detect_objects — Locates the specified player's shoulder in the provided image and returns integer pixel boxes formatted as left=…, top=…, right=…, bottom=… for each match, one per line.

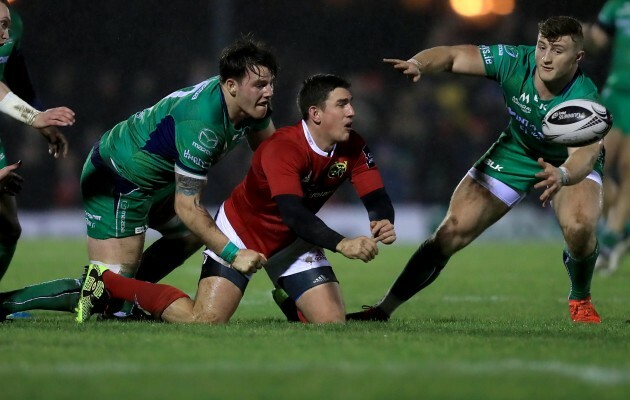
left=566, top=76, right=600, bottom=101
left=168, top=78, right=224, bottom=121
left=269, top=123, right=303, bottom=142
left=258, top=123, right=304, bottom=154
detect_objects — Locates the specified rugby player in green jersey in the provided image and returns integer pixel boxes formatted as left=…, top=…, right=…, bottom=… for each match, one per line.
left=348, top=16, right=604, bottom=323
left=584, top=0, right=630, bottom=275
left=0, top=36, right=274, bottom=321
left=0, top=1, right=73, bottom=284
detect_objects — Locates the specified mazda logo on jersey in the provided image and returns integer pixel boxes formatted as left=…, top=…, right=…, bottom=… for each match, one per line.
left=198, top=129, right=218, bottom=149
left=328, top=161, right=348, bottom=178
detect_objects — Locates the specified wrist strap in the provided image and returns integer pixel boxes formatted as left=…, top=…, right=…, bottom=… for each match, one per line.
left=219, top=241, right=239, bottom=264
left=0, top=92, right=41, bottom=126
left=558, top=166, right=570, bottom=186
left=407, top=58, right=423, bottom=71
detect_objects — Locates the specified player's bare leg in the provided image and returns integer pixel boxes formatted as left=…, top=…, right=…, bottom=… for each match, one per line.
left=296, top=282, right=345, bottom=323
left=348, top=177, right=510, bottom=320
left=553, top=178, right=602, bottom=323
left=187, top=276, right=243, bottom=323
left=87, top=235, right=146, bottom=276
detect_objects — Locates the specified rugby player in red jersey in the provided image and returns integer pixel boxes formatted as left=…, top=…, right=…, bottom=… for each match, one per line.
left=76, top=74, right=396, bottom=324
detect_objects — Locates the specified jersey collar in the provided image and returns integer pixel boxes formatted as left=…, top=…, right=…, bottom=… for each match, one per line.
left=302, top=120, right=336, bottom=157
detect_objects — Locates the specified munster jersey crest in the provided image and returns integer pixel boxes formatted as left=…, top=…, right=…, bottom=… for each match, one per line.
left=328, top=161, right=347, bottom=178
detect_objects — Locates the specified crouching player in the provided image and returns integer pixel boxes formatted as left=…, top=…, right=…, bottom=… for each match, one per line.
left=76, top=74, right=396, bottom=324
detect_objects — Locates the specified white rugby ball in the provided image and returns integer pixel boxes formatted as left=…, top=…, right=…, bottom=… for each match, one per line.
left=541, top=99, right=613, bottom=146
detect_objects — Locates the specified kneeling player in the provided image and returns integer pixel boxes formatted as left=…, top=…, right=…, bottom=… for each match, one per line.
left=76, top=74, right=396, bottom=324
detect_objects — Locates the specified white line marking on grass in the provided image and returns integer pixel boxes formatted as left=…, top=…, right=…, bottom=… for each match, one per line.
left=451, top=359, right=630, bottom=385
left=2, top=360, right=628, bottom=385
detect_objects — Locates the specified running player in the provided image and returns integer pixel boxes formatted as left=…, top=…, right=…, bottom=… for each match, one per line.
left=0, top=1, right=73, bottom=283
left=0, top=36, right=274, bottom=321
left=75, top=74, right=396, bottom=324
left=347, top=16, right=604, bottom=323
left=584, top=0, right=630, bottom=275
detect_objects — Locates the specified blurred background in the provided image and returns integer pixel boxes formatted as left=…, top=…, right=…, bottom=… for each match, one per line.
left=2, top=0, right=610, bottom=239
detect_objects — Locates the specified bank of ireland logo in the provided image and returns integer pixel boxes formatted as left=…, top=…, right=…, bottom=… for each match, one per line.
left=198, top=129, right=219, bottom=149
left=328, top=161, right=348, bottom=178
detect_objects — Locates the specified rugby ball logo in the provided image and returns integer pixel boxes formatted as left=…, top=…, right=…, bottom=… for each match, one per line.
left=541, top=99, right=613, bottom=146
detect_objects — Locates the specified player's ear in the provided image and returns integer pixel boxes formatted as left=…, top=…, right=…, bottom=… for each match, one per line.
left=308, top=106, right=321, bottom=124
left=225, top=79, right=238, bottom=96
left=575, top=50, right=584, bottom=63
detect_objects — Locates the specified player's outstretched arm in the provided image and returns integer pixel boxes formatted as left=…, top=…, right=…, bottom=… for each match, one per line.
left=0, top=82, right=75, bottom=128
left=384, top=45, right=486, bottom=82
left=31, top=107, right=75, bottom=129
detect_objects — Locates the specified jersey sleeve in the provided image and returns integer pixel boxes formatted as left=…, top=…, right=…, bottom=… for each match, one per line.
left=479, top=44, right=525, bottom=85
left=260, top=138, right=307, bottom=198
left=348, top=135, right=385, bottom=197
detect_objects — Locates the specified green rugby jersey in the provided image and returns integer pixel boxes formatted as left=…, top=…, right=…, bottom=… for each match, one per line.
left=0, top=9, right=23, bottom=80
left=97, top=76, right=271, bottom=190
left=480, top=44, right=599, bottom=162
left=598, top=0, right=630, bottom=91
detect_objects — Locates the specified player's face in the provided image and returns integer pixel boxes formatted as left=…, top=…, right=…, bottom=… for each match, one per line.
left=233, top=66, right=274, bottom=120
left=0, top=5, right=10, bottom=45
left=319, top=87, right=355, bottom=143
left=535, top=34, right=583, bottom=84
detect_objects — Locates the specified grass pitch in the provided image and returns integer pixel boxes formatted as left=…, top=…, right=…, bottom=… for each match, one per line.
left=1, top=239, right=629, bottom=400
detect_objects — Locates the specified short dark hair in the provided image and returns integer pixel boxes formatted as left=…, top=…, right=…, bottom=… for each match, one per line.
left=538, top=16, right=584, bottom=47
left=219, top=35, right=278, bottom=83
left=297, top=74, right=351, bottom=120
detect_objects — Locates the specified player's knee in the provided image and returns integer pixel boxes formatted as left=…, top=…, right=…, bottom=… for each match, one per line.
left=193, top=310, right=231, bottom=324
left=310, top=315, right=345, bottom=324
left=562, top=219, right=596, bottom=257
left=302, top=307, right=345, bottom=324
left=434, top=218, right=472, bottom=255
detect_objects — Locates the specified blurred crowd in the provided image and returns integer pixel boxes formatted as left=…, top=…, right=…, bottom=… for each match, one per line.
left=2, top=0, right=608, bottom=209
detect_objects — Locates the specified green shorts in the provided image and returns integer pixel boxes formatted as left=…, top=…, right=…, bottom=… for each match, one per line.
left=473, top=133, right=604, bottom=193
left=601, top=88, right=630, bottom=134
left=81, top=146, right=189, bottom=240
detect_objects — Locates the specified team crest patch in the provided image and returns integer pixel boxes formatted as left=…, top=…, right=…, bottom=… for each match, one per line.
left=328, top=161, right=348, bottom=178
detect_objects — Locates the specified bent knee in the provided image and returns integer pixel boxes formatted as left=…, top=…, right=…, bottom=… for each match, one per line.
left=434, top=219, right=474, bottom=255
left=562, top=223, right=597, bottom=257
left=562, top=220, right=595, bottom=246
left=193, top=311, right=231, bottom=324
left=306, top=311, right=346, bottom=324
